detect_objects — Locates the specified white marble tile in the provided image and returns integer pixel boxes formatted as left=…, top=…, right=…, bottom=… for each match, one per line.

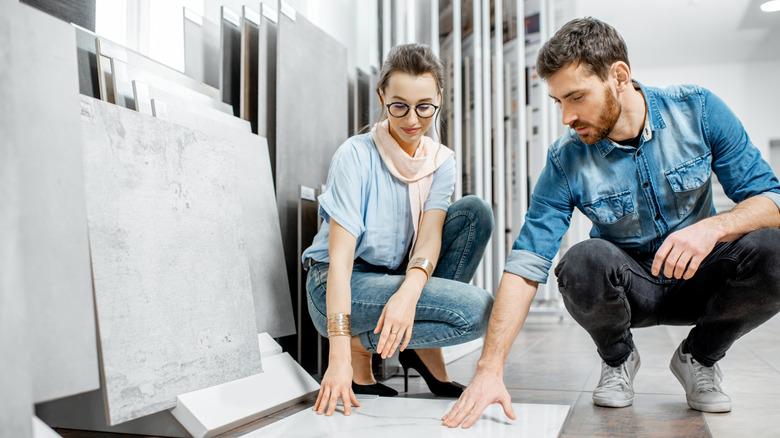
left=80, top=97, right=262, bottom=425
left=243, top=397, right=569, bottom=438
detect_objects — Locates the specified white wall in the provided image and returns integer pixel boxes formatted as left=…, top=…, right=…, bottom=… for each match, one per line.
left=633, top=60, right=780, bottom=161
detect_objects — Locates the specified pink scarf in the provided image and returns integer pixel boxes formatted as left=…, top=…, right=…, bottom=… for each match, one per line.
left=371, top=120, right=454, bottom=252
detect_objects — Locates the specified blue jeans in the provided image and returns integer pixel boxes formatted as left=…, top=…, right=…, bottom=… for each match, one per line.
left=555, top=228, right=780, bottom=367
left=306, top=195, right=495, bottom=352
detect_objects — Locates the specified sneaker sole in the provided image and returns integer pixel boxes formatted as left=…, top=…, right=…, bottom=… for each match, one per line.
left=592, top=395, right=634, bottom=408
left=686, top=398, right=731, bottom=413
left=670, top=355, right=732, bottom=413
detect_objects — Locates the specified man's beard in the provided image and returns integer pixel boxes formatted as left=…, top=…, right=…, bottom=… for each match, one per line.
left=571, top=87, right=621, bottom=145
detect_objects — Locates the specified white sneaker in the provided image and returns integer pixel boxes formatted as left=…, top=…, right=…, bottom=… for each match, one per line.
left=593, top=349, right=641, bottom=408
left=669, top=342, right=731, bottom=413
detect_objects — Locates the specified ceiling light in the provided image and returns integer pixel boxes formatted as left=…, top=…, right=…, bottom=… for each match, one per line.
left=760, top=0, right=780, bottom=12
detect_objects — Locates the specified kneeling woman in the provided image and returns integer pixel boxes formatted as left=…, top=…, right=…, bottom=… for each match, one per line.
left=302, top=44, right=494, bottom=416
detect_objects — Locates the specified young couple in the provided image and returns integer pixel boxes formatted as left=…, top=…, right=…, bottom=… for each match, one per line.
left=304, top=18, right=780, bottom=427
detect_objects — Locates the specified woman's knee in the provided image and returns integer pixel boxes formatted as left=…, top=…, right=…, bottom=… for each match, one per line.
left=449, top=195, right=494, bottom=233
left=455, top=287, right=494, bottom=337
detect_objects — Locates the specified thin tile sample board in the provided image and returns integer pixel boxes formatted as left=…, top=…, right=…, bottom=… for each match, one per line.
left=80, top=97, right=262, bottom=425
left=4, top=1, right=99, bottom=405
left=246, top=397, right=570, bottom=437
left=183, top=8, right=220, bottom=89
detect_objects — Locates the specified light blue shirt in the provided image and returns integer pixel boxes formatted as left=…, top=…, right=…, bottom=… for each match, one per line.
left=302, top=133, right=456, bottom=270
left=505, top=80, right=780, bottom=284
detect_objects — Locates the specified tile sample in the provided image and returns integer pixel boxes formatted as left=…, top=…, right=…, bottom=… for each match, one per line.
left=9, top=1, right=100, bottom=405
left=220, top=6, right=241, bottom=115
left=20, top=0, right=95, bottom=31
left=183, top=8, right=220, bottom=88
left=80, top=97, right=262, bottom=425
left=245, top=397, right=569, bottom=437
left=149, top=95, right=295, bottom=338
left=276, top=9, right=348, bottom=329
left=74, top=25, right=100, bottom=98
left=0, top=3, right=34, bottom=434
left=257, top=3, right=278, bottom=182
left=240, top=6, right=260, bottom=133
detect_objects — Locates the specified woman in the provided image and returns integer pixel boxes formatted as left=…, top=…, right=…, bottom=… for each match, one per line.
left=302, top=43, right=494, bottom=417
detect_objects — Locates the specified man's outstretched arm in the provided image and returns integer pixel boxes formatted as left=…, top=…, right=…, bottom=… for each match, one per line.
left=653, top=195, right=780, bottom=279
left=441, top=272, right=538, bottom=429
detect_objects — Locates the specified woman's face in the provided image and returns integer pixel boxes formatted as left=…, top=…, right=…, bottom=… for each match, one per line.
left=379, top=71, right=441, bottom=155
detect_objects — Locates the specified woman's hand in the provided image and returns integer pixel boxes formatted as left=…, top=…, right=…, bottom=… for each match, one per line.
left=313, top=359, right=360, bottom=416
left=374, top=280, right=422, bottom=358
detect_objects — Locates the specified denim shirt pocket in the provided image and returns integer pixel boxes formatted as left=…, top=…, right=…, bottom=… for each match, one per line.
left=582, top=190, right=640, bottom=239
left=664, top=152, right=712, bottom=218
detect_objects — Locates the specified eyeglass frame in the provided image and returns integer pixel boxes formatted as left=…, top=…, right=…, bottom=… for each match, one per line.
left=384, top=101, right=440, bottom=119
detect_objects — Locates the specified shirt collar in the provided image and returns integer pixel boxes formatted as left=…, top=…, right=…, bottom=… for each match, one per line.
left=592, top=80, right=663, bottom=157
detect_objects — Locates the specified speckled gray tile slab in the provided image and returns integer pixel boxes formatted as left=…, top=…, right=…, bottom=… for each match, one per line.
left=146, top=93, right=295, bottom=338
left=7, top=1, right=100, bottom=405
left=80, top=97, right=262, bottom=425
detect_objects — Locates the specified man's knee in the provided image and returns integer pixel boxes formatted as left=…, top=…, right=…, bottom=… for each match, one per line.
left=739, top=228, right=780, bottom=293
left=555, top=238, right=622, bottom=284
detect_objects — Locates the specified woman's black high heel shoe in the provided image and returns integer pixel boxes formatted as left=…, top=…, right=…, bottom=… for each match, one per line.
left=398, top=349, right=466, bottom=397
left=352, top=381, right=398, bottom=397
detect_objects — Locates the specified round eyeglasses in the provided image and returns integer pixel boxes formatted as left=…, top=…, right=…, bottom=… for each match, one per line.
left=385, top=102, right=440, bottom=119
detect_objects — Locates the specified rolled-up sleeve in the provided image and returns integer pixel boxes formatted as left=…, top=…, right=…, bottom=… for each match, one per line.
left=504, top=151, right=574, bottom=284
left=317, top=143, right=366, bottom=239
left=424, top=156, right=456, bottom=212
left=705, top=90, right=780, bottom=209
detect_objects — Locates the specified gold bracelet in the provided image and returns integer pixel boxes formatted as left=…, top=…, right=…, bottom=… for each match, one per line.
left=327, top=313, right=351, bottom=338
left=407, top=256, right=434, bottom=280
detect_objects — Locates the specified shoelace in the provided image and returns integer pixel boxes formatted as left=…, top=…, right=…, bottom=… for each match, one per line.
left=691, top=359, right=722, bottom=393
left=599, top=362, right=630, bottom=389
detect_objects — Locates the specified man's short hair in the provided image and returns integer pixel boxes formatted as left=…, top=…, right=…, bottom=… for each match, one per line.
left=536, top=17, right=630, bottom=81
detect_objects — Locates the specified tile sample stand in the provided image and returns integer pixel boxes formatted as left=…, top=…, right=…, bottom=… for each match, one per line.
left=171, top=336, right=320, bottom=438
left=244, top=397, right=570, bottom=437
left=32, top=417, right=62, bottom=438
left=38, top=335, right=317, bottom=438
left=80, top=97, right=263, bottom=425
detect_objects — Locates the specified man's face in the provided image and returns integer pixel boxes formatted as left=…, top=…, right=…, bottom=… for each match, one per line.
left=547, top=63, right=621, bottom=145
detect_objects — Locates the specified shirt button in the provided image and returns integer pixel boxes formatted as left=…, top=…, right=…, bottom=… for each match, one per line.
left=642, top=182, right=649, bottom=188
left=654, top=214, right=661, bottom=221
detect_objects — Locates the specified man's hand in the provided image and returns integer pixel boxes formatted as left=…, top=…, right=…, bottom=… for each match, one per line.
left=441, top=368, right=515, bottom=428
left=651, top=220, right=720, bottom=279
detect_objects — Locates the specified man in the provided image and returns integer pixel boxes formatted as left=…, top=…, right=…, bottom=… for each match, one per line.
left=442, top=17, right=780, bottom=428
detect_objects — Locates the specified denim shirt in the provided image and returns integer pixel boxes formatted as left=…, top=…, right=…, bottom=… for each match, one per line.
left=302, top=133, right=456, bottom=270
left=505, top=81, right=780, bottom=284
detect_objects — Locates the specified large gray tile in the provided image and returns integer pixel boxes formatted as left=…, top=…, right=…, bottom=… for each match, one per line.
left=275, top=9, right=348, bottom=310
left=560, top=392, right=709, bottom=437
left=144, top=93, right=295, bottom=338
left=80, top=97, right=262, bottom=425
left=705, top=392, right=780, bottom=438
left=14, top=3, right=100, bottom=405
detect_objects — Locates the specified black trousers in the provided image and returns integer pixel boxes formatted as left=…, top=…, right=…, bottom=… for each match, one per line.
left=554, top=228, right=780, bottom=367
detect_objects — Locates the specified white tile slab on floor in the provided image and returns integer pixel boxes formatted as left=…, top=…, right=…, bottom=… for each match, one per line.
left=241, top=396, right=570, bottom=438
